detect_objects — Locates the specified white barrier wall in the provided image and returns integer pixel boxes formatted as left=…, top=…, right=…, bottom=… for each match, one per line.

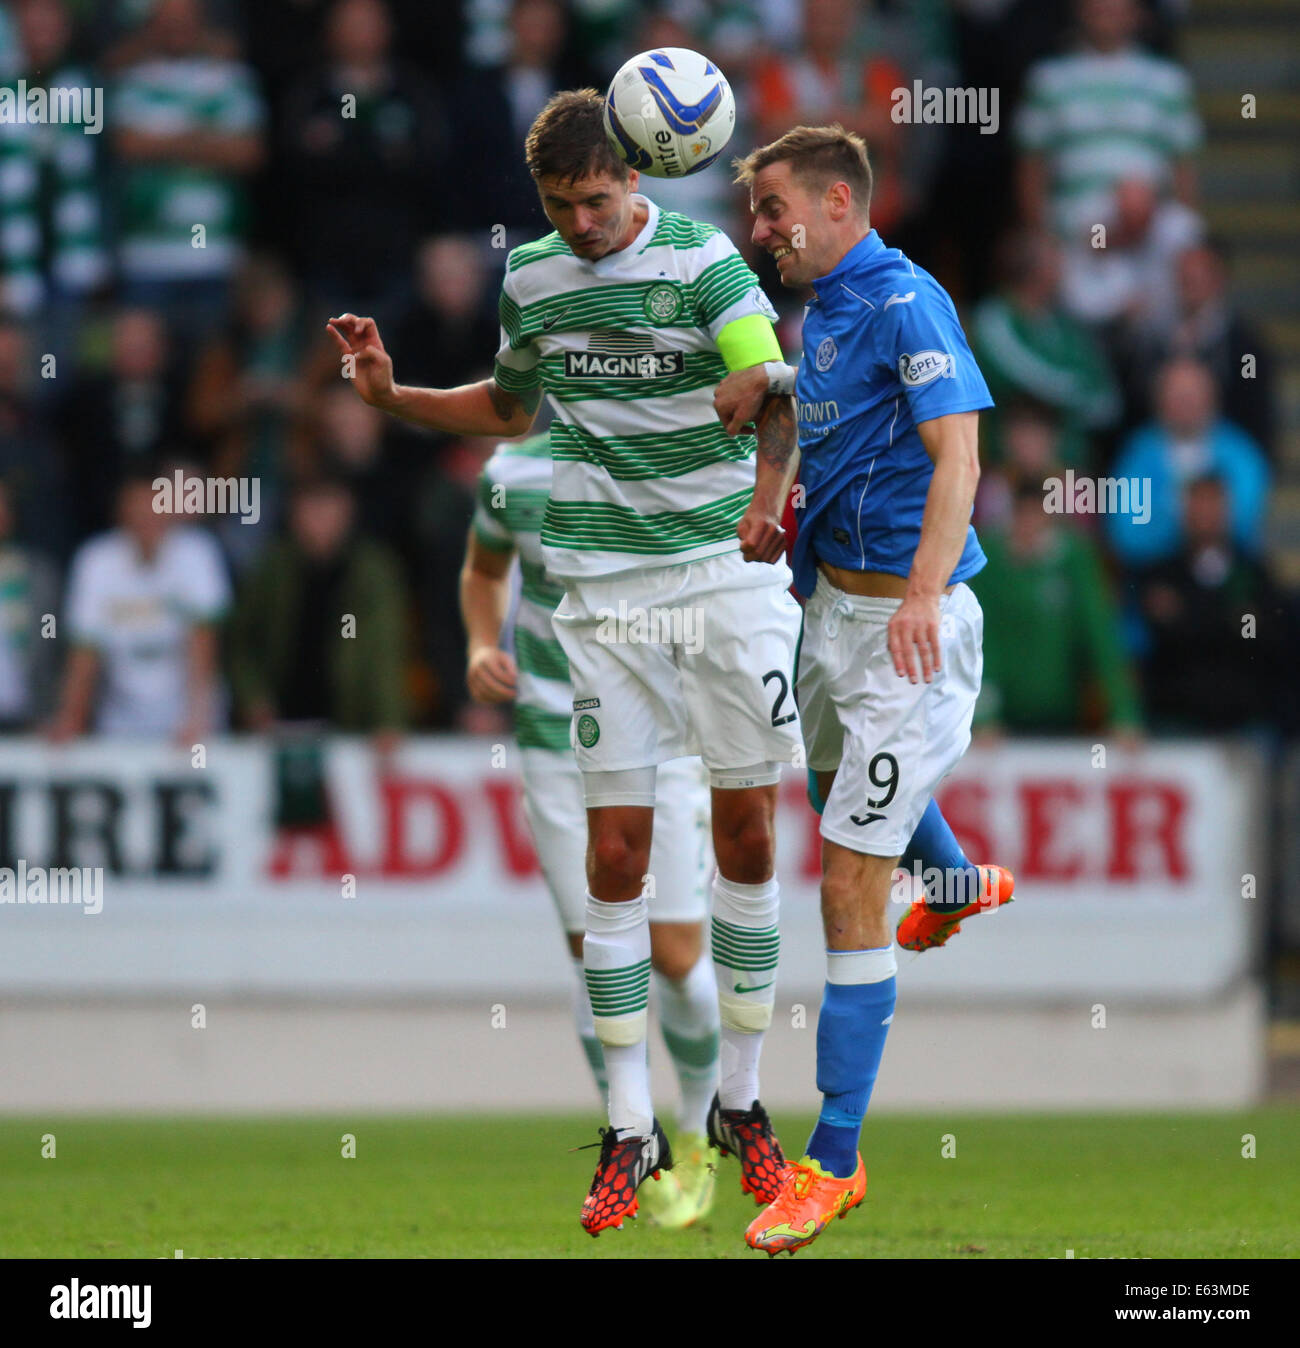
left=0, top=737, right=1264, bottom=1004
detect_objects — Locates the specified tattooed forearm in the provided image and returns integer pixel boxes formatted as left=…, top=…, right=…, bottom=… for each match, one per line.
left=487, top=380, right=541, bottom=423
left=487, top=380, right=515, bottom=422
left=756, top=393, right=796, bottom=470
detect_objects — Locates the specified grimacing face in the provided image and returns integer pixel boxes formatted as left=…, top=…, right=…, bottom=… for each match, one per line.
left=749, top=161, right=838, bottom=288
left=536, top=168, right=641, bottom=261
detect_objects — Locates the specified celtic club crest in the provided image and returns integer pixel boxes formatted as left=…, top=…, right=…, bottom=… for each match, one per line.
left=643, top=283, right=683, bottom=324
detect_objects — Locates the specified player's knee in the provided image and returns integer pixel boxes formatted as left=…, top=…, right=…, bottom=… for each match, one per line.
left=650, top=948, right=696, bottom=981
left=819, top=867, right=858, bottom=912
left=588, top=832, right=650, bottom=895
left=820, top=855, right=895, bottom=928
left=725, top=849, right=774, bottom=887
left=649, top=923, right=703, bottom=979
left=715, top=818, right=775, bottom=884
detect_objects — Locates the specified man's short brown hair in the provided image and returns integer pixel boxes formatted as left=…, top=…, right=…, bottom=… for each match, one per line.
left=733, top=124, right=873, bottom=215
left=525, top=88, right=629, bottom=184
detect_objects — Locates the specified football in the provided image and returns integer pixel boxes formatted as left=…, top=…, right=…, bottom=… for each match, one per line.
left=603, top=47, right=736, bottom=179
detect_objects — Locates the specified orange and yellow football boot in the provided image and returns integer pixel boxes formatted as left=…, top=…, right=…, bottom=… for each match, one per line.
left=896, top=864, right=1015, bottom=953
left=745, top=1154, right=867, bottom=1255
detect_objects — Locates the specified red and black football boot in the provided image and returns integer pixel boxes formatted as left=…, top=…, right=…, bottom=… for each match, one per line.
left=706, top=1095, right=792, bottom=1206
left=579, top=1118, right=674, bottom=1236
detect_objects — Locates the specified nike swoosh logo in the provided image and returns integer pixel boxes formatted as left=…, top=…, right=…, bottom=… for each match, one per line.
left=733, top=979, right=774, bottom=994
left=541, top=310, right=568, bottom=331
left=883, top=291, right=916, bottom=308
left=850, top=811, right=886, bottom=826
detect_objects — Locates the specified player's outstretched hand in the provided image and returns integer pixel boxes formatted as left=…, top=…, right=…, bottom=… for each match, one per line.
left=467, top=647, right=518, bottom=704
left=713, top=366, right=768, bottom=436
left=736, top=505, right=786, bottom=564
left=326, top=313, right=396, bottom=409
left=888, top=592, right=942, bottom=684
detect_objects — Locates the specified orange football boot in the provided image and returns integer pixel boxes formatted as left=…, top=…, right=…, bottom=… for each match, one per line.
left=745, top=1154, right=867, bottom=1255
left=896, top=864, right=1015, bottom=952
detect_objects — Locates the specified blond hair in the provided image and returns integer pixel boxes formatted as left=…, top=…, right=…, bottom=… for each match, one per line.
left=733, top=124, right=872, bottom=215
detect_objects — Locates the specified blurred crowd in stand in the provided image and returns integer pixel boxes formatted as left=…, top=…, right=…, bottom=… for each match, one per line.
left=0, top=0, right=1291, bottom=747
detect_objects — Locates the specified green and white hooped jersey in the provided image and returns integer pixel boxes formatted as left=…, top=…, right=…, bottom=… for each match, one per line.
left=1013, top=48, right=1201, bottom=236
left=493, top=195, right=778, bottom=580
left=114, top=56, right=264, bottom=279
left=472, top=434, right=572, bottom=753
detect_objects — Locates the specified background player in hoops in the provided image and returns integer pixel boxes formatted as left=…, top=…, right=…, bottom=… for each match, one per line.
left=328, top=90, right=803, bottom=1235
left=716, top=125, right=1015, bottom=1254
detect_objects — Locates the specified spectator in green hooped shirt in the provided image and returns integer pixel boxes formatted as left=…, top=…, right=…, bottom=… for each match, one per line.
left=972, top=229, right=1120, bottom=471
left=973, top=482, right=1143, bottom=739
left=112, top=0, right=265, bottom=340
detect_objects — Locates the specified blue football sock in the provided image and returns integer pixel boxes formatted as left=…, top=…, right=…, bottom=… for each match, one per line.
left=806, top=954, right=897, bottom=1179
left=902, top=797, right=982, bottom=912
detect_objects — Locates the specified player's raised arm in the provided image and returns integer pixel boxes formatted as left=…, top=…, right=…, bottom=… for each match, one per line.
left=325, top=312, right=542, bottom=437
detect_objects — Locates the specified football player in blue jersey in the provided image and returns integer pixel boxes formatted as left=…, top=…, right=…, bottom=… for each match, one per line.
left=714, top=124, right=1015, bottom=1254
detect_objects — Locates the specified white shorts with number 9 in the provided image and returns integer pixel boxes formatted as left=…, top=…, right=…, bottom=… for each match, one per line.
left=797, top=577, right=983, bottom=857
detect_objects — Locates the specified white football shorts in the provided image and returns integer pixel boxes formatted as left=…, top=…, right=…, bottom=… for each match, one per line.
left=551, top=549, right=803, bottom=774
left=797, top=577, right=983, bottom=857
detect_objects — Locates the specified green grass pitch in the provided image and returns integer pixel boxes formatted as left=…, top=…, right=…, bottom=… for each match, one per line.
left=2, top=1109, right=1296, bottom=1258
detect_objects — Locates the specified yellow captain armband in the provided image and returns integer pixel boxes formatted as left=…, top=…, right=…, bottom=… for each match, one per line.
left=716, top=313, right=784, bottom=373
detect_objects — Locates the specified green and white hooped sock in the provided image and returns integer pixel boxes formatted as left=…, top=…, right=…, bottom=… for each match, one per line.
left=571, top=955, right=608, bottom=1103
left=711, top=874, right=780, bottom=1111
left=585, top=892, right=653, bottom=1138
left=655, top=955, right=720, bottom=1136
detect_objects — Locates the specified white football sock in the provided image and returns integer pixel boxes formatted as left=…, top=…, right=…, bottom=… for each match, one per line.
left=585, top=893, right=653, bottom=1138
left=711, top=873, right=780, bottom=1111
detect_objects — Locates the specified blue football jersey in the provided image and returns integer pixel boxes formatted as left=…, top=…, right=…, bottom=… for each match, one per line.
left=790, top=230, right=992, bottom=599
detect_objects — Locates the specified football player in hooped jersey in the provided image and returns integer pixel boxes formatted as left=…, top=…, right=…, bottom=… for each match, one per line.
left=715, top=125, right=1016, bottom=1254
left=328, top=90, right=805, bottom=1236
left=461, top=431, right=722, bottom=1231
